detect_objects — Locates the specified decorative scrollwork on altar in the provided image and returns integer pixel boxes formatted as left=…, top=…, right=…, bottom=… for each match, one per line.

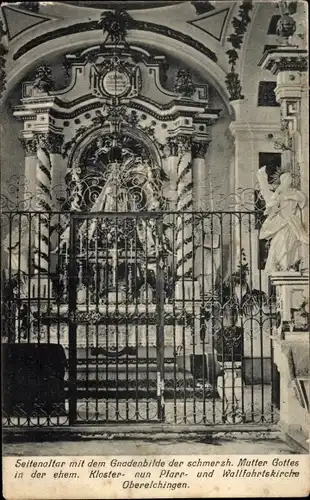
left=63, top=132, right=169, bottom=215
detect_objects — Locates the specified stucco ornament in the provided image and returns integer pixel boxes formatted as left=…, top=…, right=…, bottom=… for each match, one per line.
left=276, top=1, right=296, bottom=45
left=33, top=64, right=55, bottom=94
left=257, top=167, right=309, bottom=273
left=173, top=69, right=195, bottom=98
left=98, top=9, right=133, bottom=44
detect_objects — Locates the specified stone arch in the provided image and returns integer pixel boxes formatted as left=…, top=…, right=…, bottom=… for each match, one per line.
left=68, top=122, right=163, bottom=171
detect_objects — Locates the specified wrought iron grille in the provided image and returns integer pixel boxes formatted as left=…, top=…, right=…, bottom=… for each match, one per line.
left=1, top=210, right=278, bottom=426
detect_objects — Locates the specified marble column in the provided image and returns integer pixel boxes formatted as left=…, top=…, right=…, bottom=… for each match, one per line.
left=32, top=133, right=53, bottom=274
left=32, top=131, right=64, bottom=275
left=174, top=136, right=194, bottom=300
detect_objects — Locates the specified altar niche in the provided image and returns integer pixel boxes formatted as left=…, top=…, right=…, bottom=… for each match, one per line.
left=63, top=132, right=168, bottom=214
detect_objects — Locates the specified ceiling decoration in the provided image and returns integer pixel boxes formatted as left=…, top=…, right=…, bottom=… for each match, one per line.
left=13, top=19, right=217, bottom=63
left=57, top=1, right=183, bottom=9
left=188, top=8, right=230, bottom=42
left=1, top=5, right=51, bottom=41
left=225, top=1, right=253, bottom=101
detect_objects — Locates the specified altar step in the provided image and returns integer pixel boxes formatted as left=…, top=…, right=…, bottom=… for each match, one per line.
left=71, top=357, right=219, bottom=399
left=75, top=359, right=193, bottom=383
left=72, top=346, right=197, bottom=358
left=64, top=346, right=220, bottom=399
left=71, top=382, right=218, bottom=400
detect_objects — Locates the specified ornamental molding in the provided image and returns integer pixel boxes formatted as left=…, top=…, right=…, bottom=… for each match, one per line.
left=269, top=271, right=309, bottom=287
left=274, top=83, right=303, bottom=103
left=278, top=98, right=301, bottom=134
left=14, top=95, right=220, bottom=127
left=13, top=19, right=217, bottom=64
left=62, top=108, right=167, bottom=161
left=229, top=121, right=281, bottom=139
left=258, top=49, right=308, bottom=75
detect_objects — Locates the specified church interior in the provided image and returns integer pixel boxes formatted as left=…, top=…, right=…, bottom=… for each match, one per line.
left=0, top=1, right=308, bottom=446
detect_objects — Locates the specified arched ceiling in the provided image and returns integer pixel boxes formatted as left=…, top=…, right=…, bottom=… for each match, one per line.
left=57, top=1, right=184, bottom=9
left=1, top=0, right=235, bottom=109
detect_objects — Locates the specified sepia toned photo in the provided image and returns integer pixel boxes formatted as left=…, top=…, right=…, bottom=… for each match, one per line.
left=1, top=1, right=309, bottom=498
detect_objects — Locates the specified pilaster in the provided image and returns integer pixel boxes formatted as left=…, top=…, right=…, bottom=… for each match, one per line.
left=259, top=48, right=308, bottom=192
left=229, top=102, right=281, bottom=204
left=229, top=110, right=281, bottom=292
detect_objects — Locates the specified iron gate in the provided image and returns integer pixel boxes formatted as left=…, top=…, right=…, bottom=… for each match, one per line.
left=68, top=213, right=165, bottom=423
left=1, top=210, right=278, bottom=427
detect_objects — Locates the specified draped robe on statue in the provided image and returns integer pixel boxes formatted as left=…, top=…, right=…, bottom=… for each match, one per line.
left=257, top=168, right=309, bottom=272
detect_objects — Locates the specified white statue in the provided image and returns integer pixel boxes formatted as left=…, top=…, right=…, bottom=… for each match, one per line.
left=3, top=225, right=33, bottom=277
left=257, top=167, right=309, bottom=272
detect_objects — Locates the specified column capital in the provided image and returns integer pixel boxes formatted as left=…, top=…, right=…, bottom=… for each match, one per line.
left=167, top=137, right=179, bottom=157
left=177, top=135, right=192, bottom=154
left=34, top=131, right=64, bottom=154
left=192, top=140, right=210, bottom=158
left=167, top=135, right=192, bottom=156
left=19, top=137, right=37, bottom=157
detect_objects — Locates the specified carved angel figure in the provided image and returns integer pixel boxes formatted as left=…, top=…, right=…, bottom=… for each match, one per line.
left=257, top=167, right=309, bottom=272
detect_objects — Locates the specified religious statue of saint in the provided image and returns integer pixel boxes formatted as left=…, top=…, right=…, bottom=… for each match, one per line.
left=257, top=166, right=309, bottom=272
left=58, top=137, right=170, bottom=257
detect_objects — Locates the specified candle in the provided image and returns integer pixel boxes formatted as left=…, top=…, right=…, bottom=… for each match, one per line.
left=112, top=250, right=116, bottom=288
left=65, top=242, right=68, bottom=265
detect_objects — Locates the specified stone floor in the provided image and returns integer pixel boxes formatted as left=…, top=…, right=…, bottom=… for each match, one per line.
left=3, top=432, right=299, bottom=456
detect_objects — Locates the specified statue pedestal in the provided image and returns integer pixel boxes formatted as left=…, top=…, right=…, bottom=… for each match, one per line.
left=270, top=271, right=309, bottom=326
left=217, top=363, right=243, bottom=423
left=270, top=271, right=309, bottom=451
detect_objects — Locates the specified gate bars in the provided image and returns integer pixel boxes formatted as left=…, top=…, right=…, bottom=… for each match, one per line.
left=1, top=210, right=278, bottom=427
